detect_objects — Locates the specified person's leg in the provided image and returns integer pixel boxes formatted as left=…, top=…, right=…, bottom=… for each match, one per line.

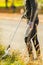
left=32, top=34, right=41, bottom=59
left=25, top=31, right=34, bottom=61
left=25, top=40, right=34, bottom=61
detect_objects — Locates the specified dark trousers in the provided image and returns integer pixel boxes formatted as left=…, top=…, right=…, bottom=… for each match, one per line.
left=26, top=26, right=40, bottom=57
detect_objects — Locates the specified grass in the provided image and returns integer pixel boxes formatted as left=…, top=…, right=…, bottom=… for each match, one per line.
left=0, top=44, right=26, bottom=65
left=0, top=44, right=43, bottom=65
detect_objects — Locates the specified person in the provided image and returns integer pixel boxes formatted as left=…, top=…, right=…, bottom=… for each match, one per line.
left=22, top=0, right=41, bottom=61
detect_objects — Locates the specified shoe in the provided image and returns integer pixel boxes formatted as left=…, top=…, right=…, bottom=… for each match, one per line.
left=29, top=54, right=34, bottom=61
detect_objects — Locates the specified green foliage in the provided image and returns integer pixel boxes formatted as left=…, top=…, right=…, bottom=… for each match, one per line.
left=0, top=44, right=26, bottom=65
left=11, top=60, right=25, bottom=65
left=38, top=0, right=43, bottom=4
left=0, top=44, right=5, bottom=58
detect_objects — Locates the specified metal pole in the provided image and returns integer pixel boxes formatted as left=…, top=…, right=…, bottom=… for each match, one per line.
left=0, top=16, right=23, bottom=60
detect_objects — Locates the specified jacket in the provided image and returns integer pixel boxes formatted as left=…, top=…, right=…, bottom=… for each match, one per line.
left=25, top=0, right=39, bottom=25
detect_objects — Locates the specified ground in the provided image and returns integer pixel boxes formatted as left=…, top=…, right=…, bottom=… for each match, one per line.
left=0, top=13, right=43, bottom=64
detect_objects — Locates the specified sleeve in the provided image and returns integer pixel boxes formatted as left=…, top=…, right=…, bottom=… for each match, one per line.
left=25, top=0, right=31, bottom=19
left=29, top=0, right=38, bottom=22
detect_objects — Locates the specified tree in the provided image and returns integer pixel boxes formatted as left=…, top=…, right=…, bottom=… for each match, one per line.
left=5, top=0, right=8, bottom=8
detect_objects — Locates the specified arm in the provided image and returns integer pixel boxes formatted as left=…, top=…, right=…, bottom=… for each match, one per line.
left=29, top=0, right=38, bottom=22
left=25, top=0, right=31, bottom=19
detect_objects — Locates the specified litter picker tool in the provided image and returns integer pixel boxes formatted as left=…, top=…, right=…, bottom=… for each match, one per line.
left=0, top=9, right=38, bottom=60
left=0, top=15, right=23, bottom=60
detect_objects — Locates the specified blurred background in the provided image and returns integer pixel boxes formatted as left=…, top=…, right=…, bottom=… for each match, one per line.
left=0, top=0, right=43, bottom=13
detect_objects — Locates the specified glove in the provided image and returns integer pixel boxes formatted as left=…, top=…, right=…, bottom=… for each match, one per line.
left=28, top=21, right=33, bottom=28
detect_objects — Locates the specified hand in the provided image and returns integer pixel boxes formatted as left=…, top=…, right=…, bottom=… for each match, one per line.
left=29, top=21, right=33, bottom=28
left=22, top=14, right=27, bottom=19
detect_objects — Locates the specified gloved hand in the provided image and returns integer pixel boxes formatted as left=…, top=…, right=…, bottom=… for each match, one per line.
left=28, top=21, right=33, bottom=28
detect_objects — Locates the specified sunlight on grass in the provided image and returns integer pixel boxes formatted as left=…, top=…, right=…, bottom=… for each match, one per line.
left=0, top=44, right=26, bottom=65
